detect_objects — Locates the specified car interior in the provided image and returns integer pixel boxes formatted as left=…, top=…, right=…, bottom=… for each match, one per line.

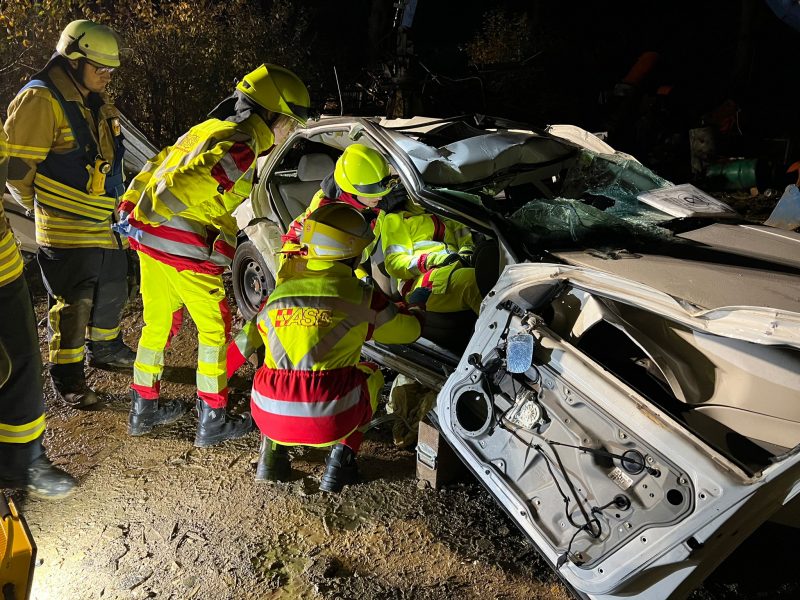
left=263, top=134, right=497, bottom=359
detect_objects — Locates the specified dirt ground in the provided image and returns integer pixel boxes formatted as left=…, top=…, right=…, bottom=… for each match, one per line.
left=5, top=268, right=800, bottom=600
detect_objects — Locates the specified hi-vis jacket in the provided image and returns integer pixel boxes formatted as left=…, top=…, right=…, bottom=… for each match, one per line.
left=227, top=259, right=422, bottom=445
left=0, top=126, right=24, bottom=288
left=382, top=206, right=474, bottom=297
left=118, top=113, right=274, bottom=274
left=4, top=63, right=125, bottom=249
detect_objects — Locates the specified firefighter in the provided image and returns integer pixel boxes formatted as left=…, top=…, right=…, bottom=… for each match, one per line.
left=115, top=64, right=310, bottom=447
left=281, top=143, right=404, bottom=276
left=3, top=20, right=134, bottom=409
left=227, top=203, right=427, bottom=492
left=382, top=199, right=482, bottom=314
left=0, top=120, right=77, bottom=498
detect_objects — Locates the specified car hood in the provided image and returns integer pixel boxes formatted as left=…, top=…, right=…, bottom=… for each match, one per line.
left=503, top=262, right=800, bottom=349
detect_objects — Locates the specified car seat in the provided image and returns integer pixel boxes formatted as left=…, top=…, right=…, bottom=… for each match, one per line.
left=277, top=153, right=335, bottom=221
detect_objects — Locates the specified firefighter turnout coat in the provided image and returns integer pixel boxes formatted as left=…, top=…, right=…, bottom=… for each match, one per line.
left=4, top=62, right=125, bottom=249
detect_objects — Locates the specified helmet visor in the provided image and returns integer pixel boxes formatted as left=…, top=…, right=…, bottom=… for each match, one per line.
left=352, top=174, right=399, bottom=196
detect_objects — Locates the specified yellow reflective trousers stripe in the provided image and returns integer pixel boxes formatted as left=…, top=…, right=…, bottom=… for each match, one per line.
left=0, top=414, right=46, bottom=444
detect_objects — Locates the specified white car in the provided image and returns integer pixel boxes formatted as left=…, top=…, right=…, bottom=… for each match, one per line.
left=232, top=114, right=800, bottom=599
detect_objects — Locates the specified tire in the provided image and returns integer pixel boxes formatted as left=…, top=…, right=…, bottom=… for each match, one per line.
left=232, top=240, right=275, bottom=320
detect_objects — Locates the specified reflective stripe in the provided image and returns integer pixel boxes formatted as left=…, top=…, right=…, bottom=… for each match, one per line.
left=196, top=372, right=227, bottom=393
left=36, top=173, right=116, bottom=210
left=0, top=230, right=24, bottom=286
left=412, top=240, right=444, bottom=251
left=198, top=344, right=225, bottom=364
left=135, top=346, right=164, bottom=367
left=6, top=142, right=49, bottom=160
left=154, top=180, right=189, bottom=214
left=86, top=325, right=120, bottom=341
left=51, top=346, right=83, bottom=364
left=251, top=385, right=362, bottom=418
left=233, top=320, right=262, bottom=360
left=384, top=244, right=411, bottom=256
left=373, top=299, right=399, bottom=329
left=0, top=414, right=46, bottom=444
left=262, top=320, right=290, bottom=370
left=293, top=319, right=353, bottom=370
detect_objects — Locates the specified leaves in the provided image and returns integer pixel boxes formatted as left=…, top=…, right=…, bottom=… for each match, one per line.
left=0, top=0, right=314, bottom=146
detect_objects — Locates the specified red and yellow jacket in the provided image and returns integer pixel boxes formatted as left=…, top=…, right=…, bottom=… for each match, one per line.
left=227, top=259, right=422, bottom=445
left=118, top=113, right=274, bottom=274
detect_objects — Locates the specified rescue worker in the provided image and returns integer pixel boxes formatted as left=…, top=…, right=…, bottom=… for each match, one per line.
left=0, top=119, right=77, bottom=498
left=382, top=199, right=482, bottom=315
left=281, top=143, right=403, bottom=276
left=115, top=64, right=310, bottom=447
left=4, top=20, right=134, bottom=410
left=227, top=203, right=428, bottom=492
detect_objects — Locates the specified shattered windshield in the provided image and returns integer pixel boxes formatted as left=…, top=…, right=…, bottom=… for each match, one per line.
left=509, top=150, right=680, bottom=249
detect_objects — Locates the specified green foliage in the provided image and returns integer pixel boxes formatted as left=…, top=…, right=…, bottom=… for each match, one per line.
left=0, top=0, right=313, bottom=147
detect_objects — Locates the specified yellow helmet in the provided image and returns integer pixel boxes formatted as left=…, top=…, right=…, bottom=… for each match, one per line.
left=56, top=20, right=122, bottom=68
left=236, top=64, right=311, bottom=125
left=300, top=203, right=374, bottom=261
left=334, top=144, right=395, bottom=198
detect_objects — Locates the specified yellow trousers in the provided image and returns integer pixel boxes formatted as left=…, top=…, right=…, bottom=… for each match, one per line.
left=132, top=252, right=232, bottom=408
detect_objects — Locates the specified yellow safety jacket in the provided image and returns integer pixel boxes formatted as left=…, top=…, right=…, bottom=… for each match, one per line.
left=382, top=206, right=474, bottom=297
left=4, top=63, right=125, bottom=249
left=0, top=126, right=24, bottom=287
left=228, top=259, right=422, bottom=445
left=119, top=114, right=274, bottom=274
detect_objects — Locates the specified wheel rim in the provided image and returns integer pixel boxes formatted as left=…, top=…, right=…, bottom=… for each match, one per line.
left=242, top=260, right=270, bottom=312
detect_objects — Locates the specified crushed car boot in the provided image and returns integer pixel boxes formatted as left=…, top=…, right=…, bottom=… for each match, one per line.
left=194, top=399, right=253, bottom=448
left=319, top=443, right=359, bottom=493
left=255, top=435, right=291, bottom=482
left=50, top=363, right=99, bottom=409
left=128, top=389, right=186, bottom=436
left=87, top=336, right=136, bottom=369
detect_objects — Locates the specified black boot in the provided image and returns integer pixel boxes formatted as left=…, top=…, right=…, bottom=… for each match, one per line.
left=0, top=440, right=77, bottom=500
left=25, top=454, right=78, bottom=499
left=194, top=399, right=253, bottom=448
left=319, top=443, right=359, bottom=493
left=50, top=363, right=99, bottom=409
left=87, top=336, right=136, bottom=369
left=128, top=389, right=186, bottom=436
left=255, top=436, right=291, bottom=482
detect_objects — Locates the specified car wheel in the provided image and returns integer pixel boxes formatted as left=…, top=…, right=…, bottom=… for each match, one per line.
left=232, top=240, right=275, bottom=320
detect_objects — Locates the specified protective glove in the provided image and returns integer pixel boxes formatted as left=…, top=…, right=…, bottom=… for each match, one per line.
left=457, top=245, right=474, bottom=267
left=111, top=217, right=142, bottom=242
left=406, top=286, right=432, bottom=307
left=379, top=182, right=408, bottom=214
left=422, top=251, right=459, bottom=271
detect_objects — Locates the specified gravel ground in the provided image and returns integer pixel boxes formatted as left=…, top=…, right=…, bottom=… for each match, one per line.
left=4, top=266, right=799, bottom=600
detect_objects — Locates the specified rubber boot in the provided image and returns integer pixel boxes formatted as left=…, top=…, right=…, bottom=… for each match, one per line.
left=128, top=389, right=186, bottom=436
left=0, top=440, right=77, bottom=500
left=50, top=363, right=99, bottom=409
left=255, top=436, right=291, bottom=482
left=319, top=443, right=359, bottom=493
left=87, top=336, right=136, bottom=369
left=193, top=399, right=253, bottom=448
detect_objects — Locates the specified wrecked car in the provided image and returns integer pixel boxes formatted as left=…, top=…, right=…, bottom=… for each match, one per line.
left=232, top=114, right=800, bottom=599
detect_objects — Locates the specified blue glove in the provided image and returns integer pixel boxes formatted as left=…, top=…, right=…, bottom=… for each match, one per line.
left=407, top=286, right=432, bottom=306
left=111, top=217, right=143, bottom=242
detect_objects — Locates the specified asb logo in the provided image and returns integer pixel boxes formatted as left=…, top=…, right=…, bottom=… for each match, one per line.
left=273, top=307, right=333, bottom=328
